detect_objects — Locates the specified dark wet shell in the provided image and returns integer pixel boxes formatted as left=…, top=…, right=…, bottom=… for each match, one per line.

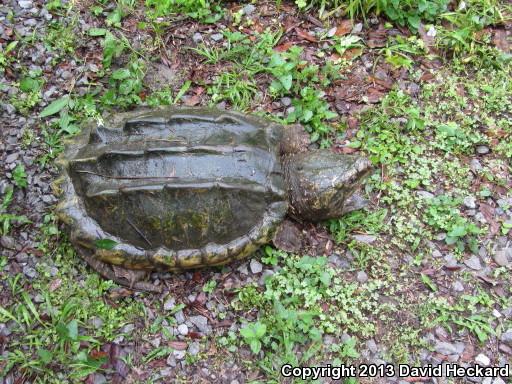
left=55, top=108, right=288, bottom=270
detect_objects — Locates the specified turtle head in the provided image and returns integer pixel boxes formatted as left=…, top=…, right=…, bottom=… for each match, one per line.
left=283, top=150, right=372, bottom=222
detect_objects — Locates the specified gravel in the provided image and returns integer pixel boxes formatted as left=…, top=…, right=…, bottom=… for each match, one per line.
left=434, top=341, right=459, bottom=355
left=356, top=270, right=368, bottom=283
left=493, top=249, right=511, bottom=267
left=188, top=342, right=200, bottom=356
left=476, top=145, right=490, bottom=154
left=475, top=353, right=490, bottom=366
left=352, top=234, right=377, bottom=244
left=242, top=4, right=256, bottom=15
left=189, top=315, right=209, bottom=333
left=1, top=235, right=15, bottom=249
left=463, top=196, right=477, bottom=209
left=249, top=259, right=263, bottom=274
left=177, top=324, right=188, bottom=336
left=210, top=33, right=223, bottom=42
left=464, top=255, right=483, bottom=270
left=174, top=310, right=185, bottom=324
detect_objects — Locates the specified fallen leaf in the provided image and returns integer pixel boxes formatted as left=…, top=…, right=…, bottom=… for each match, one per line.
left=49, top=278, right=62, bottom=292
left=336, top=20, right=353, bottom=36
left=295, top=28, right=318, bottom=43
left=184, top=95, right=200, bottom=106
left=341, top=48, right=363, bottom=60
left=493, top=29, right=510, bottom=53
left=169, top=341, right=188, bottom=350
left=480, top=202, right=499, bottom=236
left=340, top=146, right=358, bottom=154
left=195, top=291, right=207, bottom=305
left=90, top=350, right=108, bottom=359
left=274, top=41, right=294, bottom=52
left=366, top=87, right=385, bottom=103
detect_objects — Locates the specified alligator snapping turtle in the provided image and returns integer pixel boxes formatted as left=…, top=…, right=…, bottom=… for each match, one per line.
left=55, top=108, right=371, bottom=291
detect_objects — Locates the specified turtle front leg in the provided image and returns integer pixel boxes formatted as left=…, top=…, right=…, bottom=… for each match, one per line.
left=82, top=253, right=162, bottom=293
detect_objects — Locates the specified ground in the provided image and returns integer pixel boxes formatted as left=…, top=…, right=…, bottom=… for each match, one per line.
left=0, top=0, right=512, bottom=383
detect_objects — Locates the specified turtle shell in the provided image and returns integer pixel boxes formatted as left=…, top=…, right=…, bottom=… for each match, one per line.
left=55, top=108, right=288, bottom=271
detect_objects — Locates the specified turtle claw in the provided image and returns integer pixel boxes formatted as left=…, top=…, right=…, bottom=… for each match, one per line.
left=82, top=253, right=162, bottom=293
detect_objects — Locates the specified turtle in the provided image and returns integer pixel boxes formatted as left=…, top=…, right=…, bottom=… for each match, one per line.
left=55, top=107, right=372, bottom=292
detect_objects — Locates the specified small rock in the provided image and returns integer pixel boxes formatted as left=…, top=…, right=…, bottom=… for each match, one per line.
left=166, top=353, right=177, bottom=367
left=452, top=281, right=464, bottom=292
left=237, top=263, right=248, bottom=275
left=91, top=373, right=107, bottom=384
left=351, top=23, right=363, bottom=33
left=33, top=293, right=44, bottom=303
left=121, top=324, right=135, bottom=333
left=494, top=378, right=506, bottom=384
left=464, top=255, right=482, bottom=270
left=160, top=367, right=173, bottom=377
left=417, top=190, right=435, bottom=199
left=188, top=341, right=200, bottom=356
left=494, top=249, right=510, bottom=267
left=90, top=317, right=104, bottom=329
left=242, top=4, right=256, bottom=15
left=177, top=324, right=188, bottom=336
left=249, top=259, right=263, bottom=274
left=18, top=0, right=33, bottom=8
left=150, top=337, right=161, bottom=348
left=192, top=32, right=203, bottom=43
left=356, top=271, right=368, bottom=283
left=175, top=310, right=185, bottom=324
left=366, top=339, right=378, bottom=354
left=463, top=196, right=477, bottom=209
left=61, top=70, right=73, bottom=80
left=431, top=249, right=442, bottom=258
left=470, top=159, right=482, bottom=172
left=475, top=353, right=490, bottom=366
left=444, top=253, right=458, bottom=268
left=281, top=97, right=292, bottom=106
left=189, top=315, right=208, bottom=333
left=5, top=153, right=19, bottom=164
left=500, top=329, right=512, bottom=346
left=352, top=234, right=377, bottom=244
left=435, top=341, right=458, bottom=355
left=210, top=33, right=223, bottom=42
left=23, top=266, right=37, bottom=279
left=173, top=349, right=186, bottom=360
left=1, top=235, right=15, bottom=249
left=476, top=145, right=490, bottom=155
left=164, top=297, right=176, bottom=311
left=436, top=232, right=447, bottom=241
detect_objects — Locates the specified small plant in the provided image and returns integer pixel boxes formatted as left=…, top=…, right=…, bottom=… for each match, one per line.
left=12, top=164, right=27, bottom=188
left=240, top=321, right=267, bottom=354
left=423, top=195, right=481, bottom=251
left=145, top=0, right=223, bottom=23
left=0, top=187, right=30, bottom=235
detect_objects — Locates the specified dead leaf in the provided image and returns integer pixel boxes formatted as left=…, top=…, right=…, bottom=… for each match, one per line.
left=493, top=29, right=510, bottom=53
left=480, top=202, right=499, bottom=236
left=366, top=87, right=385, bottom=103
left=336, top=20, right=353, bottom=36
left=340, top=146, right=358, bottom=154
left=274, top=41, right=294, bottom=52
left=195, top=291, right=207, bottom=305
left=342, top=48, right=363, bottom=60
left=169, top=341, right=188, bottom=350
left=49, top=278, right=62, bottom=292
left=184, top=95, right=200, bottom=106
left=295, top=28, right=318, bottom=43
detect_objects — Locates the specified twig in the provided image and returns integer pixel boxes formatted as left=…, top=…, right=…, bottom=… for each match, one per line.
left=127, top=217, right=153, bottom=247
